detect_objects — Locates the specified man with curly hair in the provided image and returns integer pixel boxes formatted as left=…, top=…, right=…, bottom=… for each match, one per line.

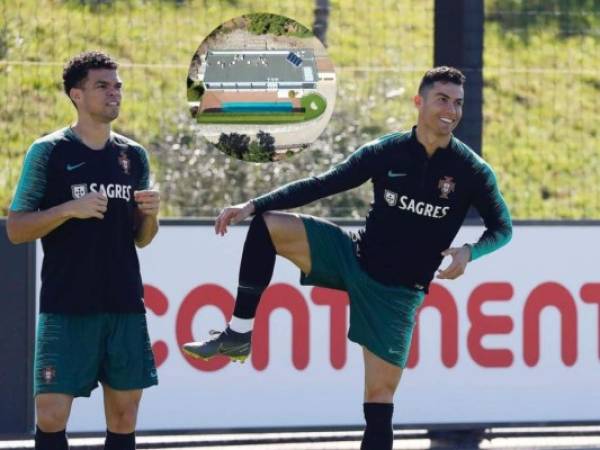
left=184, top=66, right=512, bottom=450
left=7, top=51, right=160, bottom=450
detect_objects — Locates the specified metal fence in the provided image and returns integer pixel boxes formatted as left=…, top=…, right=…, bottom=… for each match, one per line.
left=1, top=0, right=598, bottom=219
left=483, top=0, right=600, bottom=219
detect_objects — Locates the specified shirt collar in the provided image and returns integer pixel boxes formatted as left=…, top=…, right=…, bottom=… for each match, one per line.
left=409, top=125, right=456, bottom=159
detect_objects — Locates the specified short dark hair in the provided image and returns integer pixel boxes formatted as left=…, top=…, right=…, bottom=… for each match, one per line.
left=62, top=51, right=118, bottom=96
left=418, top=66, right=466, bottom=96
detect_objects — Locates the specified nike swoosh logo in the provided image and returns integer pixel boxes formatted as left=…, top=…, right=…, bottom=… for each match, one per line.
left=388, top=170, right=407, bottom=178
left=66, top=162, right=86, bottom=171
left=389, top=347, right=404, bottom=355
left=220, top=343, right=251, bottom=356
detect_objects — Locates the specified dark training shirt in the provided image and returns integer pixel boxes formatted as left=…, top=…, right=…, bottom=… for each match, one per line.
left=11, top=128, right=150, bottom=313
left=252, top=128, right=512, bottom=291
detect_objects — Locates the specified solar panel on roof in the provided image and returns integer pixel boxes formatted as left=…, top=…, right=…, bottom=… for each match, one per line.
left=287, top=52, right=303, bottom=67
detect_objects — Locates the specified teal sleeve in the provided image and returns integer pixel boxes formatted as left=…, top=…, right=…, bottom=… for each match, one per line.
left=252, top=143, right=380, bottom=213
left=10, top=141, right=52, bottom=212
left=134, top=145, right=150, bottom=190
left=469, top=164, right=513, bottom=261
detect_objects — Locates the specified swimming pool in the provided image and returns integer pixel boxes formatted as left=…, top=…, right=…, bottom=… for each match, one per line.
left=222, top=101, right=294, bottom=113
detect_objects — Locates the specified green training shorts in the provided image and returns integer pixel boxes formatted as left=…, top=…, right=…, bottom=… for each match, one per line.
left=300, top=215, right=425, bottom=367
left=34, top=313, right=158, bottom=397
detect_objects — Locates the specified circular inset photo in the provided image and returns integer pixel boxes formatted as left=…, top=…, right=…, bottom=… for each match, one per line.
left=187, top=13, right=337, bottom=163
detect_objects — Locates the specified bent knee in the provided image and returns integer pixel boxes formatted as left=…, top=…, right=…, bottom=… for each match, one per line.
left=262, top=213, right=305, bottom=248
left=261, top=212, right=291, bottom=235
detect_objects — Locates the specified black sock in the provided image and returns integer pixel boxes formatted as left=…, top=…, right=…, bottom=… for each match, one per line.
left=104, top=430, right=135, bottom=450
left=35, top=426, right=68, bottom=450
left=232, top=214, right=276, bottom=320
left=360, top=403, right=394, bottom=450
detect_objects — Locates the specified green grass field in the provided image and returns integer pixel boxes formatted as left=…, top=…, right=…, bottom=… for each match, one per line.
left=301, top=93, right=327, bottom=120
left=197, top=111, right=306, bottom=124
left=1, top=0, right=598, bottom=218
left=197, top=92, right=326, bottom=124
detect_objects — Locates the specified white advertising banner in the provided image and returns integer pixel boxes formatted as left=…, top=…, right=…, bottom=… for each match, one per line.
left=36, top=224, right=600, bottom=431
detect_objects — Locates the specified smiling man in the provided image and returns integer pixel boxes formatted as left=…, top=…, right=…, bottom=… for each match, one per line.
left=7, top=51, right=160, bottom=450
left=184, top=66, right=512, bottom=450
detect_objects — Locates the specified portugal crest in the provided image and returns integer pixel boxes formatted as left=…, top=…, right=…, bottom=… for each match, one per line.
left=384, top=189, right=398, bottom=206
left=438, top=176, right=455, bottom=199
left=71, top=183, right=87, bottom=199
left=118, top=150, right=130, bottom=175
left=41, top=366, right=56, bottom=384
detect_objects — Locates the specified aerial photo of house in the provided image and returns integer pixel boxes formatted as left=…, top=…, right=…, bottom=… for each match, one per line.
left=193, top=49, right=327, bottom=124
left=187, top=13, right=337, bottom=162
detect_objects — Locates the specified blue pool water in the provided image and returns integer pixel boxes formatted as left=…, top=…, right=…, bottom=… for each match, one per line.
left=222, top=102, right=294, bottom=113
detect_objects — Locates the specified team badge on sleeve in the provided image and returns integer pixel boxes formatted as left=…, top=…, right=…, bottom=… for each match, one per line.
left=118, top=150, right=130, bottom=175
left=438, top=176, right=455, bottom=199
left=71, top=183, right=88, bottom=199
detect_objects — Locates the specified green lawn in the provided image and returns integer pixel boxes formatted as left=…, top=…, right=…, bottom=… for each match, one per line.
left=197, top=92, right=326, bottom=124
left=197, top=111, right=306, bottom=124
left=301, top=93, right=327, bottom=120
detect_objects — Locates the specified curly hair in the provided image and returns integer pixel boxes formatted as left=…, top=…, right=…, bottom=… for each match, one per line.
left=62, top=51, right=118, bottom=96
left=418, top=66, right=466, bottom=96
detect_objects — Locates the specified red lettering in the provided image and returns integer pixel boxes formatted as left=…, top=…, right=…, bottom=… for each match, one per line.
left=253, top=283, right=310, bottom=371
left=143, top=284, right=169, bottom=368
left=311, top=287, right=349, bottom=369
left=580, top=283, right=600, bottom=359
left=407, top=284, right=458, bottom=368
left=467, top=282, right=514, bottom=367
left=176, top=284, right=234, bottom=372
left=148, top=279, right=591, bottom=372
left=523, top=282, right=577, bottom=366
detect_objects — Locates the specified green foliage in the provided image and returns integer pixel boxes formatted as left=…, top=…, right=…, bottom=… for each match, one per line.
left=245, top=140, right=272, bottom=162
left=187, top=79, right=204, bottom=101
left=214, top=130, right=276, bottom=162
left=216, top=132, right=250, bottom=159
left=245, top=12, right=312, bottom=36
left=256, top=130, right=275, bottom=155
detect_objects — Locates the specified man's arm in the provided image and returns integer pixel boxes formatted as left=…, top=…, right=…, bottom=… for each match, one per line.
left=251, top=143, right=380, bottom=214
left=131, top=146, right=159, bottom=248
left=215, top=143, right=381, bottom=235
left=468, top=164, right=513, bottom=260
left=7, top=193, right=107, bottom=244
left=436, top=163, right=512, bottom=280
left=7, top=139, right=107, bottom=244
left=133, top=190, right=159, bottom=248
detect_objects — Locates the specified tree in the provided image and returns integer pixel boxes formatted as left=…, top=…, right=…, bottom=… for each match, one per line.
left=243, top=131, right=276, bottom=162
left=216, top=132, right=250, bottom=159
left=256, top=130, right=275, bottom=154
left=187, top=79, right=205, bottom=101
